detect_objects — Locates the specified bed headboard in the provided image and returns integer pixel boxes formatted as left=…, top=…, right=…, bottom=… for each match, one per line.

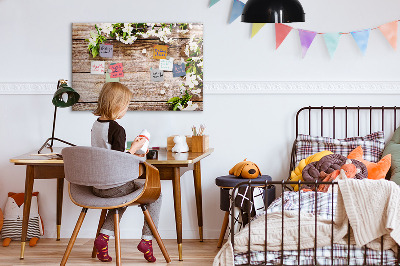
left=290, top=106, right=400, bottom=179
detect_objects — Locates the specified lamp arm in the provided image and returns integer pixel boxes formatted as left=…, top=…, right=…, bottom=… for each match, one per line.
left=50, top=105, right=58, bottom=148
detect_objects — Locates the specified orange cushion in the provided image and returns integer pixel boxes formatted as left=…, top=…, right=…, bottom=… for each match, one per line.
left=348, top=146, right=391, bottom=180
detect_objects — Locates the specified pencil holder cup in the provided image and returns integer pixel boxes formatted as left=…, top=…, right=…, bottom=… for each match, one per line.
left=191, top=135, right=209, bottom=153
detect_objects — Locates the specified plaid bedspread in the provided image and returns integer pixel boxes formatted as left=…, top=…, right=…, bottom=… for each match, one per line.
left=234, top=191, right=397, bottom=265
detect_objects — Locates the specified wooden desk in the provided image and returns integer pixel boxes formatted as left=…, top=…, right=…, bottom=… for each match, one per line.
left=10, top=147, right=213, bottom=261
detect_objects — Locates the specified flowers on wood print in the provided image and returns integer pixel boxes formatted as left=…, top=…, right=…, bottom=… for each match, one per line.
left=72, top=23, right=203, bottom=111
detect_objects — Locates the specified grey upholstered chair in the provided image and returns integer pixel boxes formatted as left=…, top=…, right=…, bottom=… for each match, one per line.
left=60, top=146, right=171, bottom=265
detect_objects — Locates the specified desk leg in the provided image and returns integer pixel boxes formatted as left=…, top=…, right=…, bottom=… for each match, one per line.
left=56, top=178, right=64, bottom=241
left=193, top=161, right=203, bottom=242
left=172, top=167, right=183, bottom=261
left=20, top=165, right=34, bottom=259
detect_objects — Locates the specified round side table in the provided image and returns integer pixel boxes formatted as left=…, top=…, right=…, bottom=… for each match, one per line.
left=215, top=175, right=275, bottom=248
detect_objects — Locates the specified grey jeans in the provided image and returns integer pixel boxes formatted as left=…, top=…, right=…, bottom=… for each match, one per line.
left=92, top=180, right=162, bottom=240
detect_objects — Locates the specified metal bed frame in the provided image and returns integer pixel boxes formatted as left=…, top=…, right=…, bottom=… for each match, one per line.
left=230, top=106, right=400, bottom=266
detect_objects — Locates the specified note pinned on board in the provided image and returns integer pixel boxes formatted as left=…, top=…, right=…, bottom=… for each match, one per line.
left=91, top=61, right=105, bottom=74
left=106, top=73, right=120, bottom=82
left=153, top=45, right=168, bottom=59
left=99, top=44, right=113, bottom=58
left=159, top=57, right=174, bottom=71
left=150, top=68, right=164, bottom=82
left=173, top=63, right=186, bottom=77
left=109, top=63, right=124, bottom=78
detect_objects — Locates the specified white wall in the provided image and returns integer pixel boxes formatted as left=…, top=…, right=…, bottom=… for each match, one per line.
left=1, top=0, right=400, bottom=239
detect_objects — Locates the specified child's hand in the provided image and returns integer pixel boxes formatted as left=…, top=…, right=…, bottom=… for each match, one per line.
left=129, top=137, right=147, bottom=155
left=134, top=149, right=149, bottom=157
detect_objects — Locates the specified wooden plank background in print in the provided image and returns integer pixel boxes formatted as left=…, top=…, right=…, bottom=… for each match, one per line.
left=72, top=23, right=203, bottom=111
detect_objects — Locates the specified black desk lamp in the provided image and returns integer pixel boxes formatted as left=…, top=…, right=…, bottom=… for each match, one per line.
left=38, top=79, right=80, bottom=154
left=242, top=0, right=305, bottom=23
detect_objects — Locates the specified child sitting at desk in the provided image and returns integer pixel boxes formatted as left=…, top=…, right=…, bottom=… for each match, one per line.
left=91, top=82, right=162, bottom=263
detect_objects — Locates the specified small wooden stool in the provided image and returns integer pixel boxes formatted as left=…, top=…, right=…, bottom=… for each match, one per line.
left=215, top=175, right=275, bottom=248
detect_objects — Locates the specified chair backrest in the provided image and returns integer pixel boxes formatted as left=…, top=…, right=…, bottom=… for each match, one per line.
left=62, top=146, right=145, bottom=187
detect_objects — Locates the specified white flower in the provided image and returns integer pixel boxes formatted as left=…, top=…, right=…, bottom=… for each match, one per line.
left=139, top=32, right=149, bottom=38
left=125, top=36, right=137, bottom=44
left=90, top=31, right=98, bottom=39
left=149, top=23, right=156, bottom=28
left=188, top=24, right=193, bottom=29
left=88, top=37, right=97, bottom=47
left=182, top=101, right=198, bottom=111
left=159, top=89, right=166, bottom=95
left=142, top=49, right=147, bottom=54
left=179, top=29, right=189, bottom=34
left=123, top=23, right=133, bottom=35
left=185, top=45, right=190, bottom=56
left=100, top=23, right=113, bottom=36
left=163, top=27, right=171, bottom=35
left=184, top=74, right=198, bottom=88
left=189, top=41, right=198, bottom=52
left=197, top=60, right=203, bottom=68
left=191, top=89, right=201, bottom=96
left=147, top=29, right=156, bottom=36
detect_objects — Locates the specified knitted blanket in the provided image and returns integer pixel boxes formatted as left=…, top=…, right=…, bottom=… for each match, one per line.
left=213, top=211, right=341, bottom=266
left=335, top=178, right=400, bottom=251
left=213, top=179, right=400, bottom=266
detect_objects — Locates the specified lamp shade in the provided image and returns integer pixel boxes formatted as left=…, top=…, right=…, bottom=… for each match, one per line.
left=52, top=84, right=80, bottom=108
left=241, top=0, right=305, bottom=23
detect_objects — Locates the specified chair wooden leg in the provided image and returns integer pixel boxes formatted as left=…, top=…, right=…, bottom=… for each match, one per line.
left=217, top=211, right=230, bottom=248
left=114, top=210, right=121, bottom=266
left=91, top=209, right=108, bottom=258
left=141, top=205, right=171, bottom=263
left=60, top=208, right=88, bottom=266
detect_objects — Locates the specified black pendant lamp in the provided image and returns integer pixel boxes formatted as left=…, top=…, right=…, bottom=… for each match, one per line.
left=242, top=0, right=305, bottom=23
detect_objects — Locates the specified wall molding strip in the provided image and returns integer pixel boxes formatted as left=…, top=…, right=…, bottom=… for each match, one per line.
left=1, top=81, right=399, bottom=95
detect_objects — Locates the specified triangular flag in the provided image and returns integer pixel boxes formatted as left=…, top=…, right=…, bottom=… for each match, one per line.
left=229, top=0, right=245, bottom=24
left=351, top=29, right=370, bottom=55
left=323, top=33, right=341, bottom=58
left=378, top=21, right=397, bottom=50
left=251, top=23, right=266, bottom=38
left=298, top=29, right=317, bottom=58
left=275, top=23, right=293, bottom=49
left=209, top=0, right=220, bottom=7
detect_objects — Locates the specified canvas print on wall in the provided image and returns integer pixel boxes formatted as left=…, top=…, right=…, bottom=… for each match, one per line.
left=72, top=23, right=203, bottom=111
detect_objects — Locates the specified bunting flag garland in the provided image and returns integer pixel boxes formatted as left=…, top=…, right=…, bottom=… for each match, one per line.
left=209, top=0, right=220, bottom=7
left=323, top=33, right=341, bottom=58
left=207, top=3, right=400, bottom=58
left=229, top=0, right=245, bottom=24
left=275, top=23, right=293, bottom=49
left=378, top=21, right=398, bottom=50
left=351, top=29, right=370, bottom=55
left=298, top=30, right=317, bottom=58
left=251, top=23, right=266, bottom=38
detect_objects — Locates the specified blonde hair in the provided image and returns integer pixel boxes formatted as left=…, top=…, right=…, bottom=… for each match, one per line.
left=93, top=82, right=133, bottom=120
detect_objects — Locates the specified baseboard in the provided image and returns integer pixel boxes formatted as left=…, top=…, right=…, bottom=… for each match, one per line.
left=1, top=81, right=400, bottom=94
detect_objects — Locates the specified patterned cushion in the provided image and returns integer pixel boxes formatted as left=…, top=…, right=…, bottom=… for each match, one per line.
left=295, top=131, right=385, bottom=166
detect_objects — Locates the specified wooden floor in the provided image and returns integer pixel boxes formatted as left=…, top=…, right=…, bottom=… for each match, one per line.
left=0, top=239, right=221, bottom=265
